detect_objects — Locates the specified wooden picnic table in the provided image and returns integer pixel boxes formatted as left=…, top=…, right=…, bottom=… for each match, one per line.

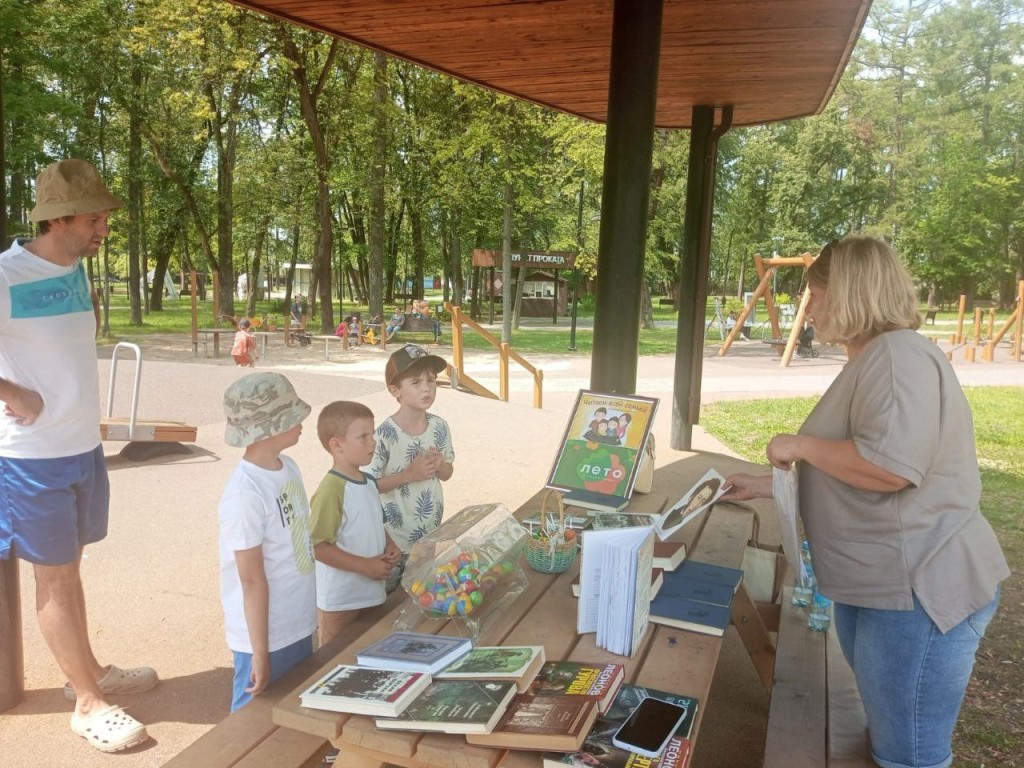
left=194, top=328, right=235, bottom=358
left=271, top=450, right=778, bottom=767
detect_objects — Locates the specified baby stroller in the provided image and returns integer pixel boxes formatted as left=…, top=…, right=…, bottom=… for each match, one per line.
left=797, top=324, right=818, bottom=357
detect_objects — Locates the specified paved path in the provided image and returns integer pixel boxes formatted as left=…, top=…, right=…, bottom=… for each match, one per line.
left=1, top=333, right=1019, bottom=768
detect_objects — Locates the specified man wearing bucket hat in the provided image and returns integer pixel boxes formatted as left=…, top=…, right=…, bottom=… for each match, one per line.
left=0, top=160, right=156, bottom=752
left=218, top=372, right=317, bottom=712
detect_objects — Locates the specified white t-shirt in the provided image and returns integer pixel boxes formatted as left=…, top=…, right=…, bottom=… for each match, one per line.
left=218, top=455, right=317, bottom=653
left=0, top=243, right=101, bottom=458
left=367, top=413, right=455, bottom=552
left=309, top=471, right=387, bottom=612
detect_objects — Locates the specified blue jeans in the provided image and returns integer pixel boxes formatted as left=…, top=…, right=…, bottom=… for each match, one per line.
left=231, top=634, right=313, bottom=712
left=834, top=588, right=1000, bottom=768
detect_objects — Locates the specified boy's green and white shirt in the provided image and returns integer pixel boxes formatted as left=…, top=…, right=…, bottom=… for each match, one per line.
left=367, top=413, right=454, bottom=553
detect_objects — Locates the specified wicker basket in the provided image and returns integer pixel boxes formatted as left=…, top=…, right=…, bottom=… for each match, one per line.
left=524, top=490, right=579, bottom=574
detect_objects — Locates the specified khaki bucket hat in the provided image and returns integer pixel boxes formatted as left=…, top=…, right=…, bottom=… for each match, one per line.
left=223, top=372, right=311, bottom=448
left=28, top=159, right=123, bottom=222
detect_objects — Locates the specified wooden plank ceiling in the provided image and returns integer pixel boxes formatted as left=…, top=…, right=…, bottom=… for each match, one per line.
left=226, top=0, right=870, bottom=129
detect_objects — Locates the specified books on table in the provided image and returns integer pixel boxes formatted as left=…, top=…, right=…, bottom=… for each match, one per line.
left=546, top=391, right=660, bottom=515
left=648, top=560, right=742, bottom=637
left=542, top=683, right=699, bottom=768
left=298, top=664, right=431, bottom=717
left=374, top=679, right=518, bottom=734
left=355, top=630, right=472, bottom=674
left=577, top=526, right=656, bottom=656
left=653, top=469, right=728, bottom=541
left=652, top=541, right=687, bottom=571
left=436, top=645, right=546, bottom=692
left=564, top=488, right=630, bottom=513
left=590, top=512, right=657, bottom=530
left=526, top=661, right=625, bottom=715
left=572, top=568, right=663, bottom=599
left=464, top=694, right=600, bottom=751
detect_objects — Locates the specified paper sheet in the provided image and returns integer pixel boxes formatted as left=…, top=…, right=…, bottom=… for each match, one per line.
left=772, top=467, right=808, bottom=584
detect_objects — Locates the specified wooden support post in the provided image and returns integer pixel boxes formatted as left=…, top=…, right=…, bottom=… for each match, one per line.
left=973, top=307, right=982, bottom=346
left=1015, top=280, right=1024, bottom=362
left=189, top=271, right=199, bottom=358
left=987, top=308, right=996, bottom=342
left=0, top=553, right=24, bottom=712
left=966, top=345, right=976, bottom=362
left=955, top=294, right=966, bottom=344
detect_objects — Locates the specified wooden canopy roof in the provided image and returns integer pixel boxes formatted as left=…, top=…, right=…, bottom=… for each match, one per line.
left=226, top=0, right=871, bottom=129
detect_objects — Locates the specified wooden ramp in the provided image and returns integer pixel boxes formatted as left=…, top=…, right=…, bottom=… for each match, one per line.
left=100, top=417, right=197, bottom=443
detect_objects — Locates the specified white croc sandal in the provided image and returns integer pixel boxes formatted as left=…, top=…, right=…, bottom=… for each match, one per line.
left=71, top=704, right=149, bottom=753
left=63, top=665, right=159, bottom=702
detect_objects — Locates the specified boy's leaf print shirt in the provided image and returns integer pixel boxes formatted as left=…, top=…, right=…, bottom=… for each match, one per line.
left=368, top=413, right=455, bottom=553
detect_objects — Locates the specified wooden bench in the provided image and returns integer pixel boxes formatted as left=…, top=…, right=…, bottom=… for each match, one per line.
left=163, top=592, right=404, bottom=768
left=763, top=587, right=872, bottom=767
left=395, top=314, right=441, bottom=342
left=925, top=308, right=938, bottom=325
left=658, top=297, right=675, bottom=307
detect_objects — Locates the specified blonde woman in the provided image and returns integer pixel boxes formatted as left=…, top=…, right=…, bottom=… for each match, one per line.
left=724, top=236, right=1008, bottom=768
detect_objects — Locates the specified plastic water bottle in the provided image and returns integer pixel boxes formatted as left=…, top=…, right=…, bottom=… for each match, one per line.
left=791, top=540, right=814, bottom=607
left=808, top=588, right=832, bottom=632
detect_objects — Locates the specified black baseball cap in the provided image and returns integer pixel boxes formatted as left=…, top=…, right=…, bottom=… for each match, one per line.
left=385, top=344, right=447, bottom=386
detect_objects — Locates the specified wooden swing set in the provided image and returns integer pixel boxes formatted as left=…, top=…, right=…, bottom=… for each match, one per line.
left=718, top=252, right=817, bottom=367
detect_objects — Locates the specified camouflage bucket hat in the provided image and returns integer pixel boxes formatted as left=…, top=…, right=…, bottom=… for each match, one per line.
left=28, top=159, right=123, bottom=222
left=385, top=344, right=447, bottom=386
left=223, top=372, right=311, bottom=448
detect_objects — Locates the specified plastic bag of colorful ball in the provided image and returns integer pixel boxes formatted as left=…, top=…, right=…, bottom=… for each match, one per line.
left=399, top=503, right=529, bottom=638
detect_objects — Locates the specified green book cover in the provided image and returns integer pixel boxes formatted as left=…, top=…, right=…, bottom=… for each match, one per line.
left=375, top=680, right=518, bottom=734
left=439, top=646, right=541, bottom=676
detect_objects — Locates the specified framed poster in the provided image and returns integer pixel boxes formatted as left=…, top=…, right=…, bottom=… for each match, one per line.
left=545, top=391, right=659, bottom=500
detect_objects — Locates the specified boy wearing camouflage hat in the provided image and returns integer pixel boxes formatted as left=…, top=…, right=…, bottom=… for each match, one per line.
left=218, top=372, right=317, bottom=711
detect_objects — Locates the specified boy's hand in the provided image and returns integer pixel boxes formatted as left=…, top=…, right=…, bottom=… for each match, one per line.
left=246, top=651, right=271, bottom=698
left=363, top=555, right=395, bottom=581
left=383, top=540, right=402, bottom=564
left=407, top=449, right=442, bottom=481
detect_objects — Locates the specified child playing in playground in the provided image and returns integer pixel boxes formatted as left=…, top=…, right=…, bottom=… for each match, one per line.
left=217, top=372, right=316, bottom=711
left=231, top=318, right=257, bottom=367
left=309, top=401, right=401, bottom=645
left=367, top=345, right=454, bottom=592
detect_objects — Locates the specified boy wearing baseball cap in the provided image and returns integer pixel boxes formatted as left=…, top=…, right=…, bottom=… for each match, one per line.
left=367, top=345, right=455, bottom=592
left=218, top=372, right=317, bottom=711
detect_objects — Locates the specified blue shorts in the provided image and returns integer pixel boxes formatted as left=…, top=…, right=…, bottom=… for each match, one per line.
left=0, top=445, right=109, bottom=566
left=231, top=634, right=314, bottom=712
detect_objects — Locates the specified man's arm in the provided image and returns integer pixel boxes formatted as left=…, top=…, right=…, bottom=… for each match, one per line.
left=0, top=378, right=44, bottom=426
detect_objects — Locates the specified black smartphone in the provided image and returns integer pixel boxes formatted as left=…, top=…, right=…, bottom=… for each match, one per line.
left=611, top=696, right=689, bottom=758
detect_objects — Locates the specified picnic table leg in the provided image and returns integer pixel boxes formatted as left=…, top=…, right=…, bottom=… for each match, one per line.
left=0, top=554, right=24, bottom=712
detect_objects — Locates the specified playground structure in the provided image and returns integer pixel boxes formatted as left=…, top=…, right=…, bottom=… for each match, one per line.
left=718, top=252, right=817, bottom=367
left=940, top=280, right=1023, bottom=363
left=100, top=342, right=198, bottom=452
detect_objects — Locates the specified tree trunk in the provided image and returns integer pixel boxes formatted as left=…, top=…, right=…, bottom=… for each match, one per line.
left=367, top=51, right=388, bottom=325
left=127, top=61, right=144, bottom=326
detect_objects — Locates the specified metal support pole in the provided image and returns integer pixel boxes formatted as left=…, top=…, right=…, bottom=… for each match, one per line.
left=590, top=0, right=663, bottom=394
left=672, top=105, right=732, bottom=450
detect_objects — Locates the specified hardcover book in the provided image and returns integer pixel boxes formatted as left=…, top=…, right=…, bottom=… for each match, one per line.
left=546, top=391, right=659, bottom=513
left=577, top=526, right=656, bottom=656
left=674, top=560, right=743, bottom=591
left=464, top=694, right=600, bottom=751
left=527, top=661, right=625, bottom=715
left=653, top=469, right=727, bottom=541
left=652, top=541, right=687, bottom=571
left=298, top=665, right=431, bottom=717
left=374, top=679, right=518, bottom=734
left=590, top=512, right=657, bottom=530
left=658, top=570, right=736, bottom=608
left=355, top=631, right=472, bottom=674
left=436, top=645, right=546, bottom=692
left=572, top=568, right=663, bottom=600
left=648, top=594, right=731, bottom=636
left=542, top=683, right=699, bottom=768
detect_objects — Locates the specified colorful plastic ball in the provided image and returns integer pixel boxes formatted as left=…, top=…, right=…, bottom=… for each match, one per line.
left=462, top=579, right=478, bottom=593
left=418, top=592, right=434, bottom=608
left=410, top=580, right=426, bottom=596
left=456, top=595, right=473, bottom=615
left=470, top=590, right=484, bottom=606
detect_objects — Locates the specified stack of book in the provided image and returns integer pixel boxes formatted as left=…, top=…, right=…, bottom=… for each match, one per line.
left=526, top=661, right=625, bottom=715
left=543, top=683, right=699, bottom=768
left=648, top=560, right=742, bottom=636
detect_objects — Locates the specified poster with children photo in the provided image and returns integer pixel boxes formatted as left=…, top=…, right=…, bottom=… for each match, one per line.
left=545, top=391, right=658, bottom=499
